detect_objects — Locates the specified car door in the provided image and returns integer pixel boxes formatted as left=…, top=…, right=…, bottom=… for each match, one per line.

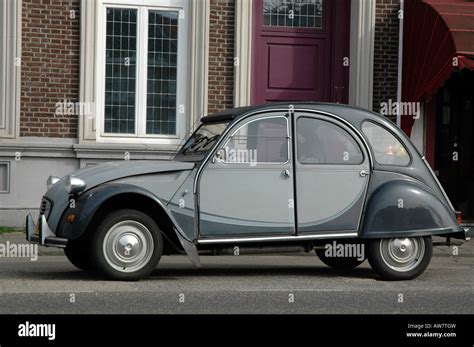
left=198, top=113, right=295, bottom=237
left=294, top=112, right=371, bottom=234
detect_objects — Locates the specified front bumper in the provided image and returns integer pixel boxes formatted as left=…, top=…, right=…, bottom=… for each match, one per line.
left=26, top=214, right=68, bottom=248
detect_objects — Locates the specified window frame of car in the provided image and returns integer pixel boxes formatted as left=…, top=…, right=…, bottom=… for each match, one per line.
left=361, top=120, right=412, bottom=167
left=295, top=115, right=366, bottom=166
left=174, top=121, right=230, bottom=162
left=216, top=113, right=292, bottom=166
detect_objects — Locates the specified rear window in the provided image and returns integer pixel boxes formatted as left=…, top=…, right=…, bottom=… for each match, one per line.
left=362, top=121, right=410, bottom=166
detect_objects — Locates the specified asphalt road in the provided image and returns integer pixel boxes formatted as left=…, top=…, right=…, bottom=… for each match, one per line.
left=0, top=236, right=472, bottom=314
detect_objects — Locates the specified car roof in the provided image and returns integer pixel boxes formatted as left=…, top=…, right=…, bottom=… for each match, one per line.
left=200, top=102, right=389, bottom=129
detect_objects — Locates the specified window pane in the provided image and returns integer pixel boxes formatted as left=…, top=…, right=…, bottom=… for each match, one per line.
left=178, top=122, right=229, bottom=157
left=147, top=11, right=178, bottom=135
left=297, top=118, right=363, bottom=164
left=362, top=122, right=410, bottom=166
left=225, top=117, right=289, bottom=164
left=263, top=0, right=323, bottom=28
left=104, top=8, right=137, bottom=134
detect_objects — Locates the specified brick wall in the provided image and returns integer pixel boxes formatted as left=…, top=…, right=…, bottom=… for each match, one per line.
left=21, top=0, right=80, bottom=138
left=373, top=0, right=400, bottom=120
left=208, top=0, right=235, bottom=114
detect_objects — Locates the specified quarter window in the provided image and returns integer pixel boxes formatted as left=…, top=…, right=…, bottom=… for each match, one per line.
left=224, top=117, right=289, bottom=164
left=296, top=118, right=363, bottom=164
left=362, top=122, right=410, bottom=166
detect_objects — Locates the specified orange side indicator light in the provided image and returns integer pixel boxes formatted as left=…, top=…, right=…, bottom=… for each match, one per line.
left=67, top=214, right=77, bottom=223
left=456, top=211, right=462, bottom=225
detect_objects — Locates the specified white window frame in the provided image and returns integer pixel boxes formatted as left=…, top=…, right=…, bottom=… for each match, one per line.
left=0, top=0, right=21, bottom=140
left=95, top=0, right=189, bottom=144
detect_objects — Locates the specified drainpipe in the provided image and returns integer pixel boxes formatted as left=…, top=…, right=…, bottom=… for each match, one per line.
left=396, top=0, right=404, bottom=128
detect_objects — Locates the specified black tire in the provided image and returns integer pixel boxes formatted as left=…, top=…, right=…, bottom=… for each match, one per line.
left=367, top=236, right=432, bottom=281
left=315, top=246, right=366, bottom=270
left=91, top=209, right=163, bottom=281
left=64, top=241, right=92, bottom=271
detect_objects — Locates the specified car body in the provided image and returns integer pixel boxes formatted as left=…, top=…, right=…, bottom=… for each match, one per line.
left=26, top=103, right=470, bottom=280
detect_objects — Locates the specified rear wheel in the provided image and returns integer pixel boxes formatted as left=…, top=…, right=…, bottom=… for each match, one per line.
left=367, top=236, right=432, bottom=280
left=91, top=209, right=163, bottom=281
left=315, top=241, right=366, bottom=270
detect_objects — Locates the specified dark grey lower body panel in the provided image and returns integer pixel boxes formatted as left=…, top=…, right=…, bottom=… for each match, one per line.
left=360, top=226, right=467, bottom=239
left=199, top=214, right=295, bottom=236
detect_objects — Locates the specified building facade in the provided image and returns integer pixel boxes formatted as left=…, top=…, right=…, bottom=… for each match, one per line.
left=401, top=0, right=474, bottom=222
left=0, top=0, right=411, bottom=226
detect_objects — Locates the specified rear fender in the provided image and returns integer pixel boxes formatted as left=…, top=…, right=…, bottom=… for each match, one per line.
left=361, top=180, right=462, bottom=238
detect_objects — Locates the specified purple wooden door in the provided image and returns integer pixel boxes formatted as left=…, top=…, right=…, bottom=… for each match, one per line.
left=251, top=0, right=350, bottom=105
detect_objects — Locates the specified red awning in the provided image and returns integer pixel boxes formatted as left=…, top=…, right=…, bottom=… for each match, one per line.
left=402, top=0, right=474, bottom=133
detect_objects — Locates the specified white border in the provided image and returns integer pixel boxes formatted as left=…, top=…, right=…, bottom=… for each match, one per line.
left=234, top=0, right=253, bottom=107
left=349, top=0, right=376, bottom=110
left=0, top=0, right=21, bottom=141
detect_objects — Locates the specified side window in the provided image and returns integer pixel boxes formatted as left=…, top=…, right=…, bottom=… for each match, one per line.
left=362, top=121, right=410, bottom=166
left=224, top=117, right=289, bottom=164
left=297, top=118, right=363, bottom=164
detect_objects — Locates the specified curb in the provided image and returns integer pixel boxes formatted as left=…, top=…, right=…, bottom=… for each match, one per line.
left=0, top=232, right=64, bottom=256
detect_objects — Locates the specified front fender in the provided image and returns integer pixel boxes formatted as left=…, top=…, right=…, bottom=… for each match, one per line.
left=361, top=180, right=462, bottom=238
left=56, top=184, right=200, bottom=266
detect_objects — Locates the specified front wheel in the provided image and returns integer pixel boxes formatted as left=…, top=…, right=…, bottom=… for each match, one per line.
left=64, top=241, right=92, bottom=271
left=91, top=209, right=163, bottom=281
left=367, top=236, right=432, bottom=280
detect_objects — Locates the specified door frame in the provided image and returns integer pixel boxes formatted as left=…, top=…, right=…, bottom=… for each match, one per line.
left=433, top=75, right=474, bottom=221
left=250, top=0, right=351, bottom=105
left=196, top=111, right=296, bottom=239
left=293, top=111, right=372, bottom=234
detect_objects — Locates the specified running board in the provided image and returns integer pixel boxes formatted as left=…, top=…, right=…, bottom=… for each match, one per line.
left=197, top=232, right=358, bottom=245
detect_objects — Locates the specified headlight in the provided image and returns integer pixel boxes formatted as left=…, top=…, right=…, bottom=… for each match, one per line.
left=46, top=176, right=60, bottom=190
left=64, top=175, right=87, bottom=195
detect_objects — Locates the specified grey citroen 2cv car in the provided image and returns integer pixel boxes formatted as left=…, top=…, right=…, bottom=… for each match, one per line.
left=26, top=103, right=470, bottom=281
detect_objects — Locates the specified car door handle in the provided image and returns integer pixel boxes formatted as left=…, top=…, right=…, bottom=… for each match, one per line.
left=282, top=169, right=291, bottom=179
left=359, top=170, right=370, bottom=177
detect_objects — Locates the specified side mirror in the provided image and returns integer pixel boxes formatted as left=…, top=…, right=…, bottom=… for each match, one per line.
left=212, top=148, right=227, bottom=163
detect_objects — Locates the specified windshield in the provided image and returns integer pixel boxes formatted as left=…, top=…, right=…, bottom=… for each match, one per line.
left=174, top=121, right=229, bottom=161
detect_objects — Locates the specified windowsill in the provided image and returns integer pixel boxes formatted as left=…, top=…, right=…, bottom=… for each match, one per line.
left=74, top=142, right=179, bottom=152
left=0, top=138, right=179, bottom=160
left=95, top=136, right=183, bottom=146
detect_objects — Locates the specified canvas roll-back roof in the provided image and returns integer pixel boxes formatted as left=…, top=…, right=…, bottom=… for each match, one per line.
left=200, top=102, right=389, bottom=130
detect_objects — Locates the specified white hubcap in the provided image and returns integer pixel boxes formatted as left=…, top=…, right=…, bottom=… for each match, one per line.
left=103, top=220, right=154, bottom=273
left=380, top=237, right=425, bottom=272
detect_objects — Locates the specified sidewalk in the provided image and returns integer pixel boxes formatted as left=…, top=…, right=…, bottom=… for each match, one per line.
left=0, top=232, right=63, bottom=256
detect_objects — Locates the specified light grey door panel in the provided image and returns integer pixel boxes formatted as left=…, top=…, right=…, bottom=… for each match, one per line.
left=198, top=114, right=295, bottom=237
left=297, top=166, right=369, bottom=232
left=200, top=165, right=294, bottom=236
left=295, top=114, right=370, bottom=233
